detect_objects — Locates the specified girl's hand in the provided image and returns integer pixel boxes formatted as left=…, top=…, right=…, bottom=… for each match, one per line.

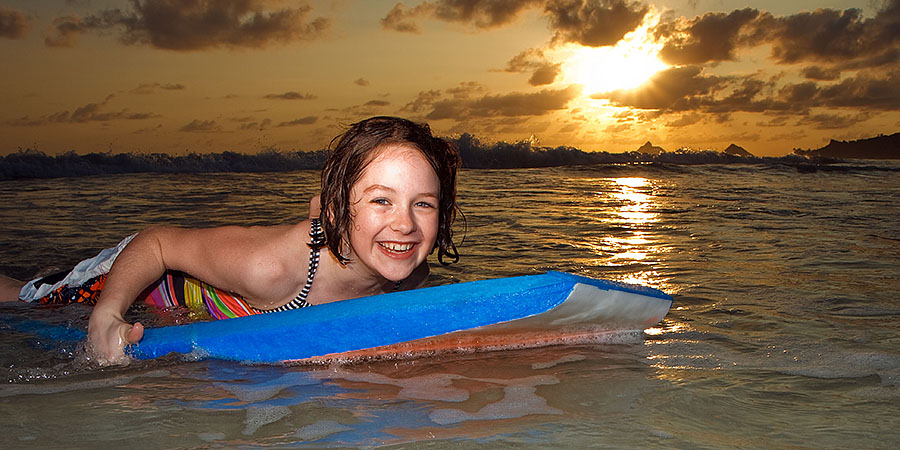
left=86, top=308, right=144, bottom=365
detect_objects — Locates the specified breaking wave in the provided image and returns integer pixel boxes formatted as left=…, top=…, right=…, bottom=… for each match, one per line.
left=1, top=137, right=892, bottom=180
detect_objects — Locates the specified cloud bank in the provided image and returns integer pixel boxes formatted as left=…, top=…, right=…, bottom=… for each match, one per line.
left=264, top=91, right=317, bottom=100
left=0, top=7, right=29, bottom=39
left=584, top=0, right=900, bottom=128
left=655, top=2, right=900, bottom=68
left=382, top=0, right=649, bottom=47
left=8, top=95, right=159, bottom=126
left=401, top=81, right=578, bottom=121
left=44, top=0, right=331, bottom=50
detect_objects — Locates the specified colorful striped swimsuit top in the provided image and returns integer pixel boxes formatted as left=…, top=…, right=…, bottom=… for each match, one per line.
left=142, top=219, right=326, bottom=320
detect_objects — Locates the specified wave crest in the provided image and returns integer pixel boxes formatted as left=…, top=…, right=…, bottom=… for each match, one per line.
left=2, top=138, right=889, bottom=180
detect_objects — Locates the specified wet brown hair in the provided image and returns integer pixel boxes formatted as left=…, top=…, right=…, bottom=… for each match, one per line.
left=319, top=116, right=461, bottom=265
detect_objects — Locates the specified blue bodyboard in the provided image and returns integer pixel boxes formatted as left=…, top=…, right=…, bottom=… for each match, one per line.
left=2, top=272, right=672, bottom=363
left=129, top=271, right=672, bottom=363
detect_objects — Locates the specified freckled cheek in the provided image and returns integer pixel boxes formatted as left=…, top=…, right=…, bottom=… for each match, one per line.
left=348, top=206, right=381, bottom=239
left=419, top=213, right=440, bottom=246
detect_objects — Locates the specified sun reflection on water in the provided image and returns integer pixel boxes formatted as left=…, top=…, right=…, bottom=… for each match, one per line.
left=608, top=177, right=658, bottom=226
left=588, top=177, right=673, bottom=292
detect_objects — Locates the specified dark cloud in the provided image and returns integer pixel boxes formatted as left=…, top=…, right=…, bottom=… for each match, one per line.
left=403, top=89, right=445, bottom=113
left=426, top=85, right=580, bottom=120
left=656, top=1, right=900, bottom=69
left=403, top=82, right=488, bottom=113
left=381, top=2, right=436, bottom=33
left=703, top=77, right=791, bottom=114
left=354, top=78, right=370, bottom=86
left=779, top=81, right=818, bottom=104
left=802, top=66, right=841, bottom=81
left=382, top=0, right=544, bottom=33
left=836, top=48, right=900, bottom=71
left=0, top=7, right=29, bottom=39
left=433, top=0, right=544, bottom=28
left=597, top=65, right=725, bottom=110
left=180, top=119, right=220, bottom=132
left=628, top=1, right=900, bottom=121
left=528, top=63, right=561, bottom=86
left=545, top=0, right=649, bottom=47
left=765, top=4, right=898, bottom=65
left=43, top=15, right=88, bottom=47
left=239, top=118, right=272, bottom=130
left=756, top=115, right=791, bottom=128
left=445, top=81, right=487, bottom=98
left=8, top=95, right=160, bottom=125
left=796, top=112, right=872, bottom=130
left=815, top=68, right=900, bottom=110
left=277, top=116, right=317, bottom=127
left=503, top=48, right=561, bottom=86
left=504, top=48, right=545, bottom=72
left=382, top=0, right=647, bottom=47
left=656, top=8, right=765, bottom=65
left=600, top=63, right=900, bottom=116
left=338, top=96, right=395, bottom=117
left=263, top=91, right=317, bottom=100
left=771, top=69, right=900, bottom=111
left=45, top=0, right=331, bottom=50
left=599, top=67, right=826, bottom=115
left=666, top=112, right=702, bottom=127
left=130, top=82, right=186, bottom=94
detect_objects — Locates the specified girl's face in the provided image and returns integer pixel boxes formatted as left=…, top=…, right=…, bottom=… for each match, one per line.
left=347, top=144, right=440, bottom=282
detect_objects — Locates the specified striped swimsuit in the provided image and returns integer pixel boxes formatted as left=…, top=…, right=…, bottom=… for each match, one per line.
left=21, top=219, right=326, bottom=320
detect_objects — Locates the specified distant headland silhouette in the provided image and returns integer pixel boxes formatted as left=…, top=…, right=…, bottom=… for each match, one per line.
left=637, top=133, right=900, bottom=160
left=636, top=141, right=753, bottom=157
left=793, top=132, right=900, bottom=159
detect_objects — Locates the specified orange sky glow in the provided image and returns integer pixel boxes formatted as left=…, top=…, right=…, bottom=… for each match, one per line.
left=1, top=0, right=898, bottom=157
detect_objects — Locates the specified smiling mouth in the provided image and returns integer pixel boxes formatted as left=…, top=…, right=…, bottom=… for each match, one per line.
left=379, top=242, right=415, bottom=254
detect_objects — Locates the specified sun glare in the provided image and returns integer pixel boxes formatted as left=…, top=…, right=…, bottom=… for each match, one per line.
left=563, top=13, right=667, bottom=95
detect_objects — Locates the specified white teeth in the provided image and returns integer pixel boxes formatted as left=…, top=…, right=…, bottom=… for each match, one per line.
left=381, top=242, right=414, bottom=252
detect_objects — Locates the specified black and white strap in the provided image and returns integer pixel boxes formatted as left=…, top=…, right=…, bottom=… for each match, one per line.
left=252, top=218, right=325, bottom=313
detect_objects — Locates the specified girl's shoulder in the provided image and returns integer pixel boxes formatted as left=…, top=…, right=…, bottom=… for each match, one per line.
left=213, top=220, right=310, bottom=245
left=225, top=220, right=314, bottom=304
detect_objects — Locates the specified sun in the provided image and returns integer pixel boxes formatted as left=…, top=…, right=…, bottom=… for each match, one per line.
left=562, top=13, right=668, bottom=95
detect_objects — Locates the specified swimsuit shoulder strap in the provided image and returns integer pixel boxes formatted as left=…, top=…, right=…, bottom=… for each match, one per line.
left=252, top=218, right=324, bottom=313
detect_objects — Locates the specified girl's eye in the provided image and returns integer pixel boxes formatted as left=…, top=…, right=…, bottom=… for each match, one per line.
left=372, top=198, right=390, bottom=205
left=416, top=201, right=436, bottom=209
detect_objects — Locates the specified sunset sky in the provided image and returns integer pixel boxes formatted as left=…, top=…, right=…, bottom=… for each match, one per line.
left=1, top=0, right=897, bottom=157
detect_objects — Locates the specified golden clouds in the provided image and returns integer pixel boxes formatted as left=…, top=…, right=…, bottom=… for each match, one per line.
left=421, top=85, right=581, bottom=120
left=43, top=0, right=331, bottom=51
left=382, top=0, right=649, bottom=46
left=545, top=0, right=649, bottom=47
left=0, top=7, right=29, bottom=39
left=3, top=1, right=899, bottom=156
left=9, top=94, right=161, bottom=126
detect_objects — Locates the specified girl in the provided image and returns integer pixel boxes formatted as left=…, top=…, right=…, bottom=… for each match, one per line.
left=0, top=116, right=462, bottom=364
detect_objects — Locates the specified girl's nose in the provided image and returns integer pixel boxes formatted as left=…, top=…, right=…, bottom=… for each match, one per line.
left=390, top=207, right=416, bottom=233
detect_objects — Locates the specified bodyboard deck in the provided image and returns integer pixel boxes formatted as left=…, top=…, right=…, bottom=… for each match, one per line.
left=1, top=272, right=673, bottom=363
left=130, top=271, right=673, bottom=363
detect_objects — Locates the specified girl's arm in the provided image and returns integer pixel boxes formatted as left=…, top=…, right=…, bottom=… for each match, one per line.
left=87, top=224, right=300, bottom=364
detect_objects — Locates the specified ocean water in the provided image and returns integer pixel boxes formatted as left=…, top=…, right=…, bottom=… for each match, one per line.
left=1, top=161, right=899, bottom=448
